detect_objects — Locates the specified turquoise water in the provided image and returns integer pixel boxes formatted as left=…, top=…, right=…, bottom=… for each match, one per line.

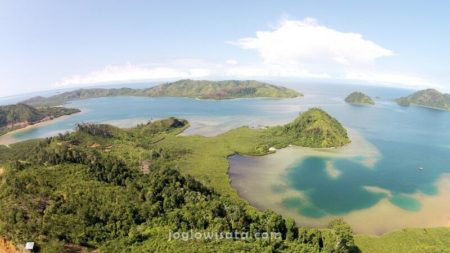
left=282, top=103, right=450, bottom=217
left=11, top=96, right=308, bottom=140
left=7, top=83, right=450, bottom=222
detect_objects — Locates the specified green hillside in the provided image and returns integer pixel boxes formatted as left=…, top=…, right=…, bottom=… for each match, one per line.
left=396, top=89, right=450, bottom=110
left=0, top=104, right=80, bottom=136
left=345, top=92, right=375, bottom=105
left=143, top=79, right=301, bottom=99
left=0, top=109, right=355, bottom=253
left=266, top=108, right=350, bottom=148
left=22, top=80, right=302, bottom=107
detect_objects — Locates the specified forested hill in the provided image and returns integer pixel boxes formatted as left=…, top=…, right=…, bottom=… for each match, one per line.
left=0, top=104, right=80, bottom=135
left=345, top=92, right=375, bottom=105
left=22, top=79, right=302, bottom=107
left=396, top=89, right=450, bottom=110
left=142, top=79, right=301, bottom=99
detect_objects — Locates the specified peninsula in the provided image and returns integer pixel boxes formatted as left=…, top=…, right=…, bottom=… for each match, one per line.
left=396, top=89, right=450, bottom=111
left=0, top=103, right=80, bottom=136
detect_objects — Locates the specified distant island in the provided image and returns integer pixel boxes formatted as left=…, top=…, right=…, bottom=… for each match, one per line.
left=345, top=92, right=375, bottom=105
left=396, top=89, right=450, bottom=111
left=22, top=79, right=302, bottom=107
left=0, top=103, right=80, bottom=136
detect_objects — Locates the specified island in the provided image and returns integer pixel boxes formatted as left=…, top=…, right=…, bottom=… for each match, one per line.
left=267, top=108, right=350, bottom=148
left=396, top=88, right=450, bottom=111
left=22, top=79, right=302, bottom=107
left=345, top=91, right=375, bottom=105
left=0, top=103, right=80, bottom=136
left=0, top=108, right=357, bottom=252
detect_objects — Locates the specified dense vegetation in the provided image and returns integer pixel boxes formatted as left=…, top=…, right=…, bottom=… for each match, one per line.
left=0, top=103, right=80, bottom=136
left=2, top=108, right=445, bottom=252
left=265, top=108, right=350, bottom=148
left=143, top=79, right=301, bottom=99
left=355, top=228, right=450, bottom=253
left=344, top=92, right=374, bottom=105
left=396, top=88, right=450, bottom=110
left=22, top=79, right=302, bottom=107
left=0, top=114, right=356, bottom=252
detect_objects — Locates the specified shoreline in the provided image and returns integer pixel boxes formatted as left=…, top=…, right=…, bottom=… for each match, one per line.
left=227, top=129, right=447, bottom=235
left=0, top=113, right=78, bottom=146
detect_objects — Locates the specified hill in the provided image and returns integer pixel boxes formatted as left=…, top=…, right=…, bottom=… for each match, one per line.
left=396, top=89, right=450, bottom=110
left=0, top=104, right=80, bottom=136
left=266, top=108, right=350, bottom=148
left=345, top=92, right=375, bottom=105
left=22, top=80, right=302, bottom=107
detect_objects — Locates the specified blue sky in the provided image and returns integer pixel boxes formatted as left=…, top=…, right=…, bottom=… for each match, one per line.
left=1, top=0, right=449, bottom=97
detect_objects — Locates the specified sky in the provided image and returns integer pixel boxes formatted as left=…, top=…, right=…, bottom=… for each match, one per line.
left=1, top=0, right=450, bottom=97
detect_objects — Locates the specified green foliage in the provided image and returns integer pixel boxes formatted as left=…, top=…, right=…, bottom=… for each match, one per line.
left=0, top=103, right=80, bottom=135
left=21, top=79, right=302, bottom=107
left=135, top=117, right=188, bottom=136
left=266, top=108, right=350, bottom=148
left=344, top=92, right=375, bottom=105
left=143, top=79, right=302, bottom=99
left=355, top=228, right=450, bottom=253
left=0, top=103, right=43, bottom=126
left=395, top=88, right=450, bottom=110
left=76, top=123, right=116, bottom=138
left=327, top=218, right=358, bottom=253
left=0, top=115, right=355, bottom=252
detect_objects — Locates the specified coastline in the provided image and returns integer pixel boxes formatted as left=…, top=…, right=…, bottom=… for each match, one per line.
left=228, top=128, right=450, bottom=235
left=0, top=113, right=77, bottom=146
left=405, top=103, right=450, bottom=112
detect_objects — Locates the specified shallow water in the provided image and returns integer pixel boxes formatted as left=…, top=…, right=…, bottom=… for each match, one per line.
left=229, top=94, right=450, bottom=234
left=4, top=83, right=450, bottom=234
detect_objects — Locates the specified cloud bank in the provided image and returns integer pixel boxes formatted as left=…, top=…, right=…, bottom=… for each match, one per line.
left=54, top=64, right=212, bottom=87
left=54, top=18, right=435, bottom=90
left=234, top=18, right=393, bottom=67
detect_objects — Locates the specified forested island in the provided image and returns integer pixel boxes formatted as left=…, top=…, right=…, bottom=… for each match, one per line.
left=396, top=89, right=450, bottom=110
left=22, top=79, right=302, bottom=107
left=345, top=92, right=374, bottom=105
left=0, top=103, right=80, bottom=136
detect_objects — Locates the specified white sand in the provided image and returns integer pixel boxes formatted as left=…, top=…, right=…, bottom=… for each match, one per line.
left=0, top=114, right=75, bottom=145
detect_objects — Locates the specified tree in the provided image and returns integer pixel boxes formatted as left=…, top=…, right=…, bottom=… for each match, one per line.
left=328, top=218, right=358, bottom=253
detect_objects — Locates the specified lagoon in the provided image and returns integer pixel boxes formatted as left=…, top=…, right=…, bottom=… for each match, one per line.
left=227, top=85, right=450, bottom=234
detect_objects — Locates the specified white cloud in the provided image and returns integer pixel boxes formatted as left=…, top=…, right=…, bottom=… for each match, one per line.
left=224, top=63, right=330, bottom=79
left=342, top=71, right=441, bottom=90
left=233, top=18, right=393, bottom=67
left=53, top=18, right=440, bottom=91
left=225, top=59, right=238, bottom=65
left=54, top=64, right=211, bottom=87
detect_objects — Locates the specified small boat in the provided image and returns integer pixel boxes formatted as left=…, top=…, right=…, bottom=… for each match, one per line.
left=418, top=167, right=424, bottom=171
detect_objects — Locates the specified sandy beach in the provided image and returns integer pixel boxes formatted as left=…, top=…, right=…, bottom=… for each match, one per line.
left=0, top=114, right=76, bottom=146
